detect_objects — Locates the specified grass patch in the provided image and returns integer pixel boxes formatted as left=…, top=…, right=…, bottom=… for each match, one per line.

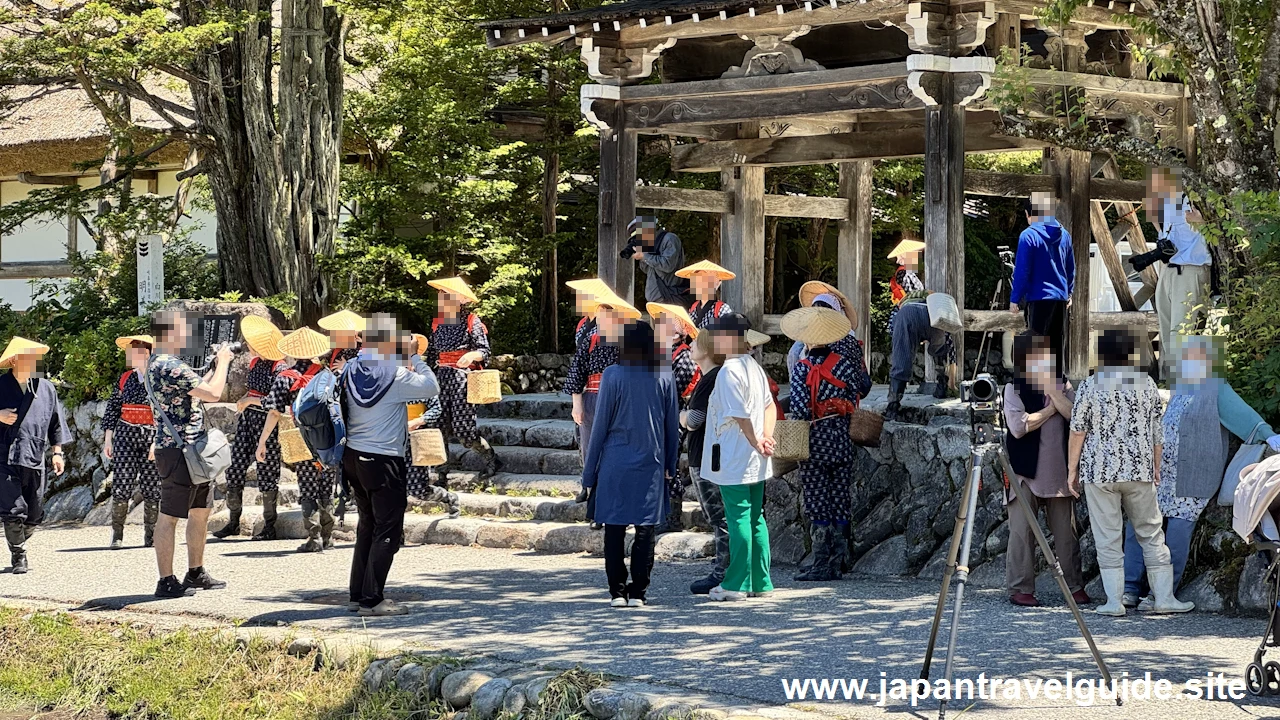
left=522, top=668, right=605, bottom=720
left=0, top=608, right=455, bottom=720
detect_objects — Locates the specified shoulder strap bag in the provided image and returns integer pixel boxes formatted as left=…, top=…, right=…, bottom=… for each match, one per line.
left=142, top=368, right=232, bottom=485
left=1219, top=421, right=1270, bottom=507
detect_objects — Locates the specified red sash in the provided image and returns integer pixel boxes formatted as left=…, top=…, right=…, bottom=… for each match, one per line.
left=118, top=371, right=154, bottom=426
left=801, top=354, right=856, bottom=419
left=279, top=364, right=323, bottom=394
left=671, top=343, right=700, bottom=399
left=585, top=373, right=603, bottom=393
left=439, top=350, right=468, bottom=365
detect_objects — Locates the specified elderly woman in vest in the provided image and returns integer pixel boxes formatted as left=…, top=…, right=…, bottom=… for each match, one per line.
left=1123, top=335, right=1280, bottom=608
left=1003, top=333, right=1087, bottom=607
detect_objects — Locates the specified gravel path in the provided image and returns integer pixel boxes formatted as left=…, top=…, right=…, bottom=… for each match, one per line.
left=4, top=525, right=1280, bottom=720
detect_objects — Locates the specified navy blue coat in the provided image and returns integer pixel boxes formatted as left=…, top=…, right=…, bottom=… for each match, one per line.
left=581, top=363, right=680, bottom=526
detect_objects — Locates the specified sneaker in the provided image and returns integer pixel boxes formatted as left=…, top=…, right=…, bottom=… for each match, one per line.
left=747, top=591, right=771, bottom=598
left=689, top=575, right=721, bottom=595
left=1071, top=590, right=1092, bottom=605
left=708, top=585, right=747, bottom=602
left=446, top=492, right=462, bottom=519
left=1137, top=595, right=1154, bottom=612
left=610, top=597, right=628, bottom=608
left=346, top=600, right=361, bottom=612
left=10, top=551, right=28, bottom=575
left=182, top=567, right=227, bottom=591
left=1010, top=593, right=1041, bottom=607
left=627, top=598, right=646, bottom=607
left=1122, top=592, right=1141, bottom=609
left=155, top=575, right=195, bottom=598
left=110, top=537, right=124, bottom=550
left=358, top=599, right=408, bottom=617
left=296, top=538, right=324, bottom=553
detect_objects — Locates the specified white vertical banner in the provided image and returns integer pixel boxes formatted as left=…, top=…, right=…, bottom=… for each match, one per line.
left=136, top=233, right=165, bottom=315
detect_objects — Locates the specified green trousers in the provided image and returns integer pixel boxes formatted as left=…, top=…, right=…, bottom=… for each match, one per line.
left=719, top=483, right=773, bottom=593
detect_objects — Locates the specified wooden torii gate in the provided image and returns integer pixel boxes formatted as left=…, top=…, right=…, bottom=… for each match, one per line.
left=480, top=0, right=1188, bottom=379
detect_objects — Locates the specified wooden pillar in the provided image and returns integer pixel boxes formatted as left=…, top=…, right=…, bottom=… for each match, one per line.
left=984, top=12, right=1020, bottom=60
left=720, top=123, right=765, bottom=329
left=1049, top=148, right=1092, bottom=380
left=596, top=101, right=637, bottom=302
left=837, top=160, right=874, bottom=346
left=923, top=75, right=966, bottom=373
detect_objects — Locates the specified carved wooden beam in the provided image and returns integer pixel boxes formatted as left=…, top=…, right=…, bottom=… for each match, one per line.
left=0, top=261, right=75, bottom=279
left=633, top=185, right=848, bottom=219
left=963, top=170, right=1145, bottom=202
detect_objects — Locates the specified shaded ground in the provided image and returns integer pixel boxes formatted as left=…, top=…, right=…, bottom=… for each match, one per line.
left=3, top=525, right=1280, bottom=719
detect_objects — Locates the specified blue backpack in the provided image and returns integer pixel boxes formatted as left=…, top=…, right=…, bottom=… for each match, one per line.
left=292, top=367, right=347, bottom=468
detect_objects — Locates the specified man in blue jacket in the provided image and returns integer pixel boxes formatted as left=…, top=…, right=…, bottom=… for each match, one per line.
left=1010, top=192, right=1075, bottom=367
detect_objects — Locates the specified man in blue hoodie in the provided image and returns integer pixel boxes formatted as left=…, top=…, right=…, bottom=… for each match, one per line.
left=342, top=313, right=439, bottom=617
left=1010, top=192, right=1075, bottom=367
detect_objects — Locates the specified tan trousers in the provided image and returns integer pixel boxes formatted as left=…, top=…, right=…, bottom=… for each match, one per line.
left=1155, top=264, right=1210, bottom=372
left=1005, top=483, right=1083, bottom=595
left=1084, top=481, right=1171, bottom=570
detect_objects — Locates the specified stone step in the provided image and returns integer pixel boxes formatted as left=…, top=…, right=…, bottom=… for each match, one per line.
left=476, top=393, right=572, bottom=421
left=409, top=492, right=710, bottom=529
left=206, top=509, right=714, bottom=558
left=449, top=443, right=582, bottom=476
left=476, top=418, right=578, bottom=449
left=449, top=472, right=583, bottom=498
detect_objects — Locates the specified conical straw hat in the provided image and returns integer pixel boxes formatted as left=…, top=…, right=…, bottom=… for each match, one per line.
left=675, top=259, right=736, bottom=280
left=318, top=309, right=365, bottom=332
left=646, top=302, right=699, bottom=338
left=428, top=276, right=479, bottom=304
left=567, top=277, right=613, bottom=313
left=115, top=335, right=154, bottom=351
left=887, top=238, right=925, bottom=260
left=412, top=333, right=429, bottom=356
left=277, top=327, right=330, bottom=360
left=241, top=316, right=285, bottom=361
left=0, top=337, right=49, bottom=369
left=798, top=280, right=859, bottom=331
left=746, top=329, right=771, bottom=348
left=780, top=307, right=852, bottom=347
left=594, top=291, right=642, bottom=320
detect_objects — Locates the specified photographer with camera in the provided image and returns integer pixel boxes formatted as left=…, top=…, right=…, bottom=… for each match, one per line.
left=146, top=309, right=234, bottom=598
left=1145, top=167, right=1212, bottom=377
left=1010, top=192, right=1075, bottom=368
left=1002, top=334, right=1087, bottom=608
left=626, top=216, right=690, bottom=306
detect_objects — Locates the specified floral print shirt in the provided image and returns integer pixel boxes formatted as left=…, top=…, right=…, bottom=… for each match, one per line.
left=1069, top=369, right=1164, bottom=485
left=145, top=354, right=204, bottom=449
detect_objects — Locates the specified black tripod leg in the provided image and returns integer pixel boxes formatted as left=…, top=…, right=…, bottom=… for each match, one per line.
left=998, top=450, right=1118, bottom=705
left=921, top=452, right=977, bottom=681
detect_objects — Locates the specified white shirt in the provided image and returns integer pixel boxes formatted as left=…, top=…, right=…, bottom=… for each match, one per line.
left=700, top=355, right=773, bottom=486
left=1161, top=194, right=1211, bottom=267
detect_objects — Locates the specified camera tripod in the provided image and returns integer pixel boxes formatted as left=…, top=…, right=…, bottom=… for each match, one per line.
left=919, top=438, right=1118, bottom=719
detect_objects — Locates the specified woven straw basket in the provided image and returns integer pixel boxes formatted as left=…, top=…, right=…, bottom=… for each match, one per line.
left=848, top=409, right=883, bottom=448
left=926, top=293, right=964, bottom=333
left=410, top=429, right=448, bottom=467
left=773, top=419, right=811, bottom=461
left=279, top=427, right=313, bottom=464
left=467, top=369, right=502, bottom=404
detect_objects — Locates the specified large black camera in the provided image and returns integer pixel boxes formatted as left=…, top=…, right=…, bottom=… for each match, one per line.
left=961, top=372, right=1002, bottom=445
left=619, top=236, right=643, bottom=260
left=959, top=373, right=999, bottom=404
left=1129, top=236, right=1176, bottom=273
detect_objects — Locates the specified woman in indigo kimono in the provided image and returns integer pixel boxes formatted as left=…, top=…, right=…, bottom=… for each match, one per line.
left=0, top=337, right=69, bottom=574
left=581, top=321, right=680, bottom=608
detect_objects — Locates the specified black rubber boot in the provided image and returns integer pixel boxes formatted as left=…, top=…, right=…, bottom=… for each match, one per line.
left=5, top=521, right=28, bottom=574
left=298, top=498, right=322, bottom=552
left=796, top=524, right=837, bottom=581
left=933, top=363, right=950, bottom=399
left=213, top=487, right=243, bottom=539
left=319, top=498, right=335, bottom=549
left=884, top=379, right=907, bottom=422
left=252, top=489, right=279, bottom=541
left=110, top=500, right=129, bottom=549
left=468, top=437, right=497, bottom=479
left=835, top=523, right=852, bottom=575
left=142, top=501, right=159, bottom=548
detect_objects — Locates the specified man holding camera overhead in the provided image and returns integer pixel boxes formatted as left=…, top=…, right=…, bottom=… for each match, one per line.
left=626, top=216, right=690, bottom=306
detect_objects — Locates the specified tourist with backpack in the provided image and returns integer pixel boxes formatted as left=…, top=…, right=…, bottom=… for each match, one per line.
left=215, top=316, right=287, bottom=541
left=254, top=327, right=339, bottom=553
left=103, top=334, right=161, bottom=549
left=782, top=307, right=869, bottom=583
left=676, top=260, right=734, bottom=331
left=343, top=313, right=439, bottom=617
left=424, top=277, right=496, bottom=478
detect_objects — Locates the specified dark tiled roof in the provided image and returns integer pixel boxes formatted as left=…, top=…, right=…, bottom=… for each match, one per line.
left=479, top=0, right=822, bottom=30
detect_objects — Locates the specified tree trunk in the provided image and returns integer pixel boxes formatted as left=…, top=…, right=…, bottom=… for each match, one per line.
left=763, top=215, right=779, bottom=312
left=708, top=213, right=721, bottom=263
left=806, top=217, right=829, bottom=278
left=539, top=42, right=562, bottom=354
left=180, top=0, right=343, bottom=325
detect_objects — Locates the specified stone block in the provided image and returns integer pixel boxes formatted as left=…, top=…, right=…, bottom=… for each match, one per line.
left=426, top=663, right=454, bottom=700
left=852, top=535, right=909, bottom=576
left=424, top=518, right=482, bottom=547
left=441, top=670, right=494, bottom=708
left=536, top=524, right=603, bottom=554
left=768, top=521, right=807, bottom=566
left=536, top=353, right=564, bottom=369
left=967, top=553, right=1006, bottom=589
left=471, top=678, right=514, bottom=720
left=476, top=522, right=542, bottom=549
left=525, top=421, right=577, bottom=450
left=84, top=501, right=113, bottom=526
left=1181, top=571, right=1225, bottom=614
left=503, top=684, right=528, bottom=715
left=542, top=449, right=584, bottom=475
left=396, top=663, right=427, bottom=694
left=43, top=485, right=94, bottom=523
left=479, top=421, right=527, bottom=447
left=655, top=532, right=713, bottom=560
left=495, top=446, right=548, bottom=475
left=1239, top=551, right=1273, bottom=612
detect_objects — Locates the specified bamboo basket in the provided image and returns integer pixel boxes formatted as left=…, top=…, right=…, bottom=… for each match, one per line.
left=848, top=409, right=884, bottom=448
left=773, top=419, right=810, bottom=461
left=410, top=428, right=448, bottom=467
left=467, top=369, right=502, bottom=404
left=279, top=427, right=313, bottom=464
